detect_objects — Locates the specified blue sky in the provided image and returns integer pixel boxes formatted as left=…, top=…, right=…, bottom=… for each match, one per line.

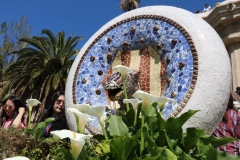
left=0, top=0, right=220, bottom=49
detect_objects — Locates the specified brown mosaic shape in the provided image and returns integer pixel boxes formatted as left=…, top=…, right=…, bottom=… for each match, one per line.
left=90, top=56, right=95, bottom=62
left=98, top=70, right=103, bottom=75
left=140, top=38, right=145, bottom=44
left=122, top=42, right=128, bottom=48
left=86, top=101, right=92, bottom=106
left=102, top=67, right=113, bottom=104
left=138, top=47, right=150, bottom=93
left=166, top=58, right=171, bottom=64
left=179, top=62, right=185, bottom=68
left=156, top=44, right=162, bottom=50
left=107, top=38, right=112, bottom=43
left=130, top=26, right=136, bottom=33
left=107, top=53, right=113, bottom=60
left=82, top=78, right=87, bottom=84
left=96, top=89, right=101, bottom=95
left=153, top=26, right=159, bottom=32
left=160, top=58, right=167, bottom=94
left=121, top=51, right=131, bottom=67
left=171, top=92, right=177, bottom=98
left=172, top=39, right=178, bottom=45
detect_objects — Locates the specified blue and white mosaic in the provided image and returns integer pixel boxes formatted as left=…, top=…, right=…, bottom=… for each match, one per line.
left=75, top=18, right=194, bottom=127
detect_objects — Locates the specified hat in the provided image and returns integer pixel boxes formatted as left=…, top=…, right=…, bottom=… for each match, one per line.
left=231, top=87, right=240, bottom=103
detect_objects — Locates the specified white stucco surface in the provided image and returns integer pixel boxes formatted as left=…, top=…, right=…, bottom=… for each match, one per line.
left=66, top=6, right=231, bottom=134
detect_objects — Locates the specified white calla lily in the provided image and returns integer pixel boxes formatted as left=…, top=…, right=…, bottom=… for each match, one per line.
left=155, top=96, right=177, bottom=110
left=4, top=156, right=30, bottom=160
left=112, top=65, right=133, bottom=77
left=51, top=130, right=92, bottom=160
left=26, top=99, right=41, bottom=112
left=68, top=103, right=91, bottom=113
left=132, top=90, right=157, bottom=111
left=69, top=104, right=106, bottom=124
left=88, top=105, right=106, bottom=123
left=67, top=108, right=90, bottom=133
left=123, top=98, right=141, bottom=113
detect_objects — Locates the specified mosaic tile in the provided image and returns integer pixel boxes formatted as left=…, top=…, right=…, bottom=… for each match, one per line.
left=74, top=18, right=194, bottom=128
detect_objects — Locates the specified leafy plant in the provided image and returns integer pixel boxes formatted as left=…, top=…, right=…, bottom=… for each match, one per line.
left=29, top=117, right=54, bottom=139
left=92, top=104, right=239, bottom=160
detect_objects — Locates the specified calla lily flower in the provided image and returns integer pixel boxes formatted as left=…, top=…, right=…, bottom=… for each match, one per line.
left=4, top=156, right=30, bottom=160
left=51, top=130, right=92, bottom=160
left=112, top=65, right=133, bottom=77
left=155, top=96, right=177, bottom=110
left=123, top=98, right=142, bottom=113
left=132, top=90, right=157, bottom=111
left=67, top=108, right=90, bottom=133
left=26, top=99, right=41, bottom=112
left=69, top=104, right=106, bottom=124
left=68, top=103, right=91, bottom=113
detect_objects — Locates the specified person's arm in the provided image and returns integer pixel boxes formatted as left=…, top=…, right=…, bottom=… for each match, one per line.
left=12, top=107, right=25, bottom=128
left=234, top=112, right=240, bottom=138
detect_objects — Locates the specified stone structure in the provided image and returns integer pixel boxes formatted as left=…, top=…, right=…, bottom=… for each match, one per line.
left=65, top=6, right=231, bottom=134
left=198, top=0, right=240, bottom=90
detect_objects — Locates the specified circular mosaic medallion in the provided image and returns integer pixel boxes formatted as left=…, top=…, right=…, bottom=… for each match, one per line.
left=66, top=6, right=231, bottom=134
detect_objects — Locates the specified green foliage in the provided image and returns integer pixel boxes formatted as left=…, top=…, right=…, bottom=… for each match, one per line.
left=1, top=29, right=83, bottom=109
left=0, top=128, right=70, bottom=159
left=29, top=117, right=54, bottom=139
left=23, top=148, right=42, bottom=160
left=1, top=105, right=238, bottom=160
left=0, top=16, right=32, bottom=81
left=106, top=115, right=129, bottom=136
left=92, top=104, right=240, bottom=160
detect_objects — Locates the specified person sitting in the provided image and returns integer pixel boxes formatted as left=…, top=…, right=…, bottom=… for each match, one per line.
left=212, top=90, right=240, bottom=156
left=0, top=96, right=26, bottom=129
left=203, top=3, right=211, bottom=12
left=42, top=91, right=69, bottom=138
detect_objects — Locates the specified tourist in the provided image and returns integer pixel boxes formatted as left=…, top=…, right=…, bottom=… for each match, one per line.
left=0, top=96, right=26, bottom=129
left=196, top=10, right=201, bottom=14
left=203, top=3, right=211, bottom=12
left=42, top=91, right=69, bottom=138
left=212, top=89, right=240, bottom=156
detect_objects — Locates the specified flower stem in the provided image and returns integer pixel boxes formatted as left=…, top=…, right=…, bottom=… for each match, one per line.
left=101, top=122, right=108, bottom=140
left=28, top=110, right=32, bottom=129
left=134, top=111, right=137, bottom=126
left=122, top=76, right=129, bottom=112
left=140, top=115, right=145, bottom=155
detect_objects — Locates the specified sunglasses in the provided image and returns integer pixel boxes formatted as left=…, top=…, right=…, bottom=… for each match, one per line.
left=4, top=104, right=14, bottom=110
left=56, top=99, right=65, bottom=105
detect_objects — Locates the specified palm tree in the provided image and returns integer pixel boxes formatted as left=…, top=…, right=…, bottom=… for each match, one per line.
left=120, top=0, right=140, bottom=11
left=1, top=29, right=83, bottom=123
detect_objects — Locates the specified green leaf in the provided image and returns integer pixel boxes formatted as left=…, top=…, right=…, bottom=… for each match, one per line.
left=196, top=140, right=218, bottom=159
left=200, top=135, right=237, bottom=148
left=166, top=110, right=199, bottom=139
left=61, top=149, right=73, bottom=160
left=142, top=127, right=157, bottom=147
left=151, top=147, right=177, bottom=160
left=156, top=111, right=167, bottom=130
left=183, top=128, right=205, bottom=152
left=31, top=117, right=54, bottom=139
left=144, top=104, right=156, bottom=117
left=133, top=147, right=177, bottom=160
left=177, top=152, right=196, bottom=160
left=96, top=140, right=111, bottom=155
left=132, top=129, right=141, bottom=142
left=44, top=117, right=55, bottom=123
left=218, top=151, right=240, bottom=159
left=159, top=129, right=183, bottom=156
left=106, top=115, right=129, bottom=136
left=110, top=136, right=137, bottom=160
